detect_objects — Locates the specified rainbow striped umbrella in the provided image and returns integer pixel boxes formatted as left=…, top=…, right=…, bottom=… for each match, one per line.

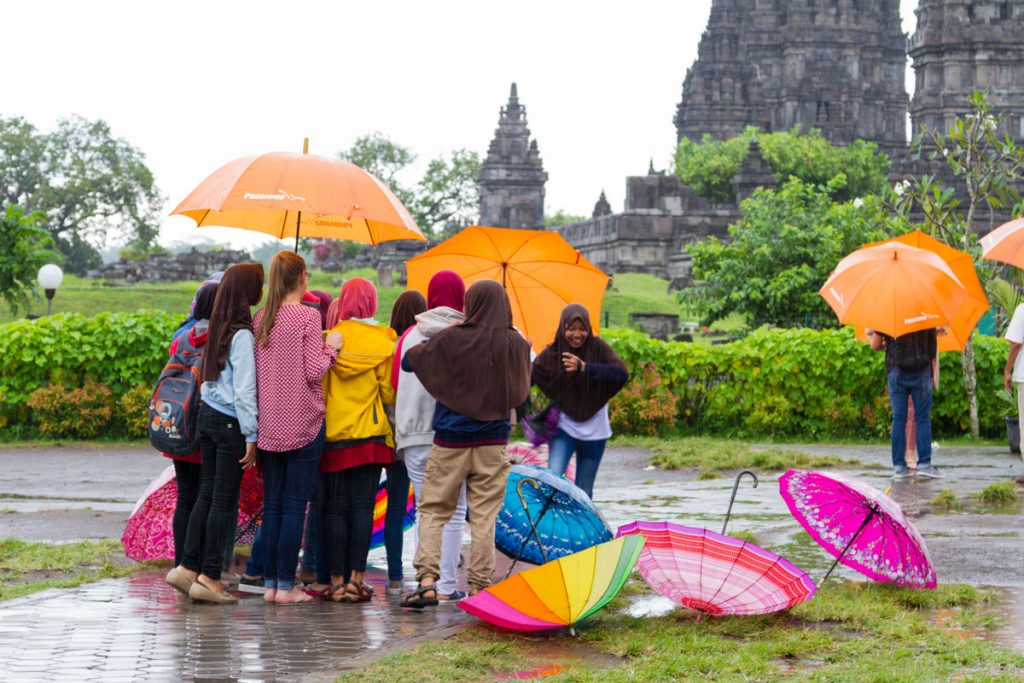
left=459, top=535, right=644, bottom=632
left=617, top=521, right=816, bottom=619
left=369, top=480, right=415, bottom=551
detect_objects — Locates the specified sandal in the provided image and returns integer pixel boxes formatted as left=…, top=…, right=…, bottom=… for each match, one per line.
left=343, top=582, right=373, bottom=603
left=401, top=585, right=439, bottom=609
left=304, top=584, right=333, bottom=599
left=328, top=583, right=349, bottom=603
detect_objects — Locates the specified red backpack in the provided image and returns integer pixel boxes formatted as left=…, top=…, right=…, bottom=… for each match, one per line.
left=148, top=332, right=204, bottom=456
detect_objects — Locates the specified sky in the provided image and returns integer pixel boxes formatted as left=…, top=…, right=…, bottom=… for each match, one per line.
left=4, top=0, right=920, bottom=252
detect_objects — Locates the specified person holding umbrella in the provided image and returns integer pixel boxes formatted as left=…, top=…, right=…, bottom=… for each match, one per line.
left=869, top=328, right=943, bottom=479
left=401, top=280, right=532, bottom=607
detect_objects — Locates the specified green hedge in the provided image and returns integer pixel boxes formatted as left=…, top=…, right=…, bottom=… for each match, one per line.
left=0, top=312, right=1009, bottom=440
left=0, top=311, right=178, bottom=431
left=604, top=327, right=1008, bottom=439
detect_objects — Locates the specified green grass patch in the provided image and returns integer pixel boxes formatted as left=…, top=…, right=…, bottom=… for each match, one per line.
left=613, top=435, right=864, bottom=478
left=0, top=538, right=156, bottom=601
left=978, top=482, right=1020, bottom=509
left=931, top=489, right=963, bottom=513
left=339, top=582, right=1023, bottom=682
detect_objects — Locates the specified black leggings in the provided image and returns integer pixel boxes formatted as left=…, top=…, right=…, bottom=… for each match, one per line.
left=180, top=405, right=244, bottom=580
left=324, top=463, right=381, bottom=578
left=172, top=459, right=201, bottom=567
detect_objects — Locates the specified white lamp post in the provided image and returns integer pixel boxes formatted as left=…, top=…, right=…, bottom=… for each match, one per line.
left=37, top=264, right=64, bottom=316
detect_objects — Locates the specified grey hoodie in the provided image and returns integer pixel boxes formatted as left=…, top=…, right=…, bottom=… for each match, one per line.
left=394, top=306, right=465, bottom=451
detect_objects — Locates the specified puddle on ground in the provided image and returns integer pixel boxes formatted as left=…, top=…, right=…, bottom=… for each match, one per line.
left=929, top=587, right=1024, bottom=654
left=494, top=637, right=621, bottom=680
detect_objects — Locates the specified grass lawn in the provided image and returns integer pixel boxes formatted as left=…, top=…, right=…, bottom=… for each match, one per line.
left=339, top=582, right=1024, bottom=682
left=0, top=538, right=159, bottom=601
left=611, top=435, right=870, bottom=479
left=2, top=270, right=699, bottom=336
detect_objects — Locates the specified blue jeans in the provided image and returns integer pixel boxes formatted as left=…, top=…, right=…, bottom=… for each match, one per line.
left=888, top=367, right=933, bottom=468
left=548, top=429, right=607, bottom=499
left=384, top=460, right=409, bottom=582
left=300, top=476, right=330, bottom=585
left=244, top=524, right=267, bottom=577
left=260, top=424, right=325, bottom=590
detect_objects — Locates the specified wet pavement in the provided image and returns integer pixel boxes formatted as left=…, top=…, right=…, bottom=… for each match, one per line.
left=1, top=441, right=1023, bottom=680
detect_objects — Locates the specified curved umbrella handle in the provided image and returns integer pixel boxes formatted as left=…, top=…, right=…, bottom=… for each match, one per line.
left=721, top=470, right=758, bottom=536
left=503, top=477, right=550, bottom=579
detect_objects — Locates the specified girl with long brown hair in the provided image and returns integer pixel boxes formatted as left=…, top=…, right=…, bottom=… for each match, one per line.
left=253, top=251, right=342, bottom=605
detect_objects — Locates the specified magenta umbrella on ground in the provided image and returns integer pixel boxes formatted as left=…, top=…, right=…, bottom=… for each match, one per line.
left=507, top=441, right=576, bottom=481
left=121, top=465, right=264, bottom=561
left=617, top=520, right=816, bottom=620
left=779, top=470, right=937, bottom=589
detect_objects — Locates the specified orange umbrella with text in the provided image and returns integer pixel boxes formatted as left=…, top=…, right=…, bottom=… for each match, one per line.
left=853, top=230, right=989, bottom=351
left=819, top=242, right=971, bottom=339
left=171, top=140, right=425, bottom=250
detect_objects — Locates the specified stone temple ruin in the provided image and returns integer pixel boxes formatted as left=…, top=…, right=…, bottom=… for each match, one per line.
left=527, top=0, right=1024, bottom=287
left=88, top=249, right=253, bottom=283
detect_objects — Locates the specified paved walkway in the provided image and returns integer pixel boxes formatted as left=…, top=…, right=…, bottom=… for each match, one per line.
left=1, top=441, right=1023, bottom=680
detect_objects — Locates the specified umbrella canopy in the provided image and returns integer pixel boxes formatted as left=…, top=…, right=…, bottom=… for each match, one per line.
left=459, top=534, right=644, bottom=632
left=616, top=521, right=816, bottom=618
left=121, top=465, right=264, bottom=562
left=369, top=478, right=415, bottom=551
left=507, top=441, right=576, bottom=481
left=980, top=217, right=1024, bottom=269
left=171, top=151, right=426, bottom=245
left=779, top=469, right=937, bottom=589
left=495, top=464, right=611, bottom=568
left=405, top=226, right=609, bottom=352
left=853, top=231, right=988, bottom=352
left=820, top=242, right=970, bottom=339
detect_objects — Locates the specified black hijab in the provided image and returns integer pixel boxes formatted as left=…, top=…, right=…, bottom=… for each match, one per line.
left=192, top=282, right=219, bottom=322
left=532, top=304, right=628, bottom=422
left=405, top=280, right=531, bottom=421
left=201, top=264, right=264, bottom=383
left=390, top=290, right=427, bottom=337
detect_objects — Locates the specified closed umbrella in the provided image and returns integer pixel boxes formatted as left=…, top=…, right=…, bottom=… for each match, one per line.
left=406, top=226, right=609, bottom=352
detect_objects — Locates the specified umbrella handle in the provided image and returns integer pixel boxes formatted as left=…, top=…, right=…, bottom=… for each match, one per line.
left=820, top=506, right=877, bottom=585
left=721, top=470, right=758, bottom=535
left=503, top=478, right=550, bottom=579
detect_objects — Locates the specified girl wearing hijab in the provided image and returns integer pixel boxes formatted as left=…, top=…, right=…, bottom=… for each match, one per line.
left=166, top=263, right=264, bottom=604
left=401, top=280, right=531, bottom=607
left=172, top=272, right=224, bottom=342
left=253, top=251, right=343, bottom=605
left=531, top=304, right=629, bottom=499
left=321, top=278, right=397, bottom=602
left=393, top=271, right=469, bottom=602
left=383, top=290, right=427, bottom=594
left=162, top=282, right=218, bottom=571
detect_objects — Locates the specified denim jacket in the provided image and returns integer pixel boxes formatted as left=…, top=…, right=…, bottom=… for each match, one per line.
left=200, top=329, right=259, bottom=443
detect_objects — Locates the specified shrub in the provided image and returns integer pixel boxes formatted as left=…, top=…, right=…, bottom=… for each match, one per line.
left=117, top=384, right=152, bottom=439
left=610, top=364, right=680, bottom=436
left=27, top=380, right=113, bottom=438
left=978, top=482, right=1019, bottom=507
left=930, top=489, right=962, bottom=513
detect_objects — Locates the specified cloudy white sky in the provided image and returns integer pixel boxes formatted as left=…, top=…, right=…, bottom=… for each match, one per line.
left=5, top=0, right=920, bottom=251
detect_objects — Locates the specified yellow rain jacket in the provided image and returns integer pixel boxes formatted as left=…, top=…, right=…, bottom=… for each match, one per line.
left=324, top=320, right=397, bottom=446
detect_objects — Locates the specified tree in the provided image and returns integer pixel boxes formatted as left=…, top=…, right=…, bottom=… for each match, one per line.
left=674, top=126, right=891, bottom=203
left=0, top=115, right=164, bottom=274
left=891, top=91, right=1024, bottom=438
left=545, top=210, right=587, bottom=228
left=683, top=176, right=905, bottom=328
left=0, top=205, right=60, bottom=314
left=333, top=132, right=481, bottom=238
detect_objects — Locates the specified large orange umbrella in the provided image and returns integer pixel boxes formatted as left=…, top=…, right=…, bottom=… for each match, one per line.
left=980, top=217, right=1024, bottom=269
left=405, top=226, right=609, bottom=352
left=171, top=146, right=425, bottom=248
left=853, top=230, right=989, bottom=351
left=820, top=242, right=971, bottom=339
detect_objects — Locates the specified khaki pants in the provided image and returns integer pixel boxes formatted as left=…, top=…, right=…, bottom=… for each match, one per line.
left=414, top=444, right=509, bottom=592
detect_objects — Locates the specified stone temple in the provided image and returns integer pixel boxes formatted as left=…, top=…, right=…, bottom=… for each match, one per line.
left=472, top=0, right=1024, bottom=287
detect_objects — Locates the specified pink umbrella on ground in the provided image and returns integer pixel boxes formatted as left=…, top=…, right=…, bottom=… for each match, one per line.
left=121, top=466, right=264, bottom=561
left=779, top=470, right=937, bottom=589
left=507, top=441, right=576, bottom=481
left=617, top=520, right=816, bottom=620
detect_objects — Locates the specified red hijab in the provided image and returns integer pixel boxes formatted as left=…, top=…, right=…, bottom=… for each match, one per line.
left=392, top=271, right=466, bottom=390
left=327, top=278, right=378, bottom=327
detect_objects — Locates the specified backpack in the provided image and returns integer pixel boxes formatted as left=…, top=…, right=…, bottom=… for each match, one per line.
left=149, top=331, right=204, bottom=456
left=889, top=329, right=935, bottom=372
